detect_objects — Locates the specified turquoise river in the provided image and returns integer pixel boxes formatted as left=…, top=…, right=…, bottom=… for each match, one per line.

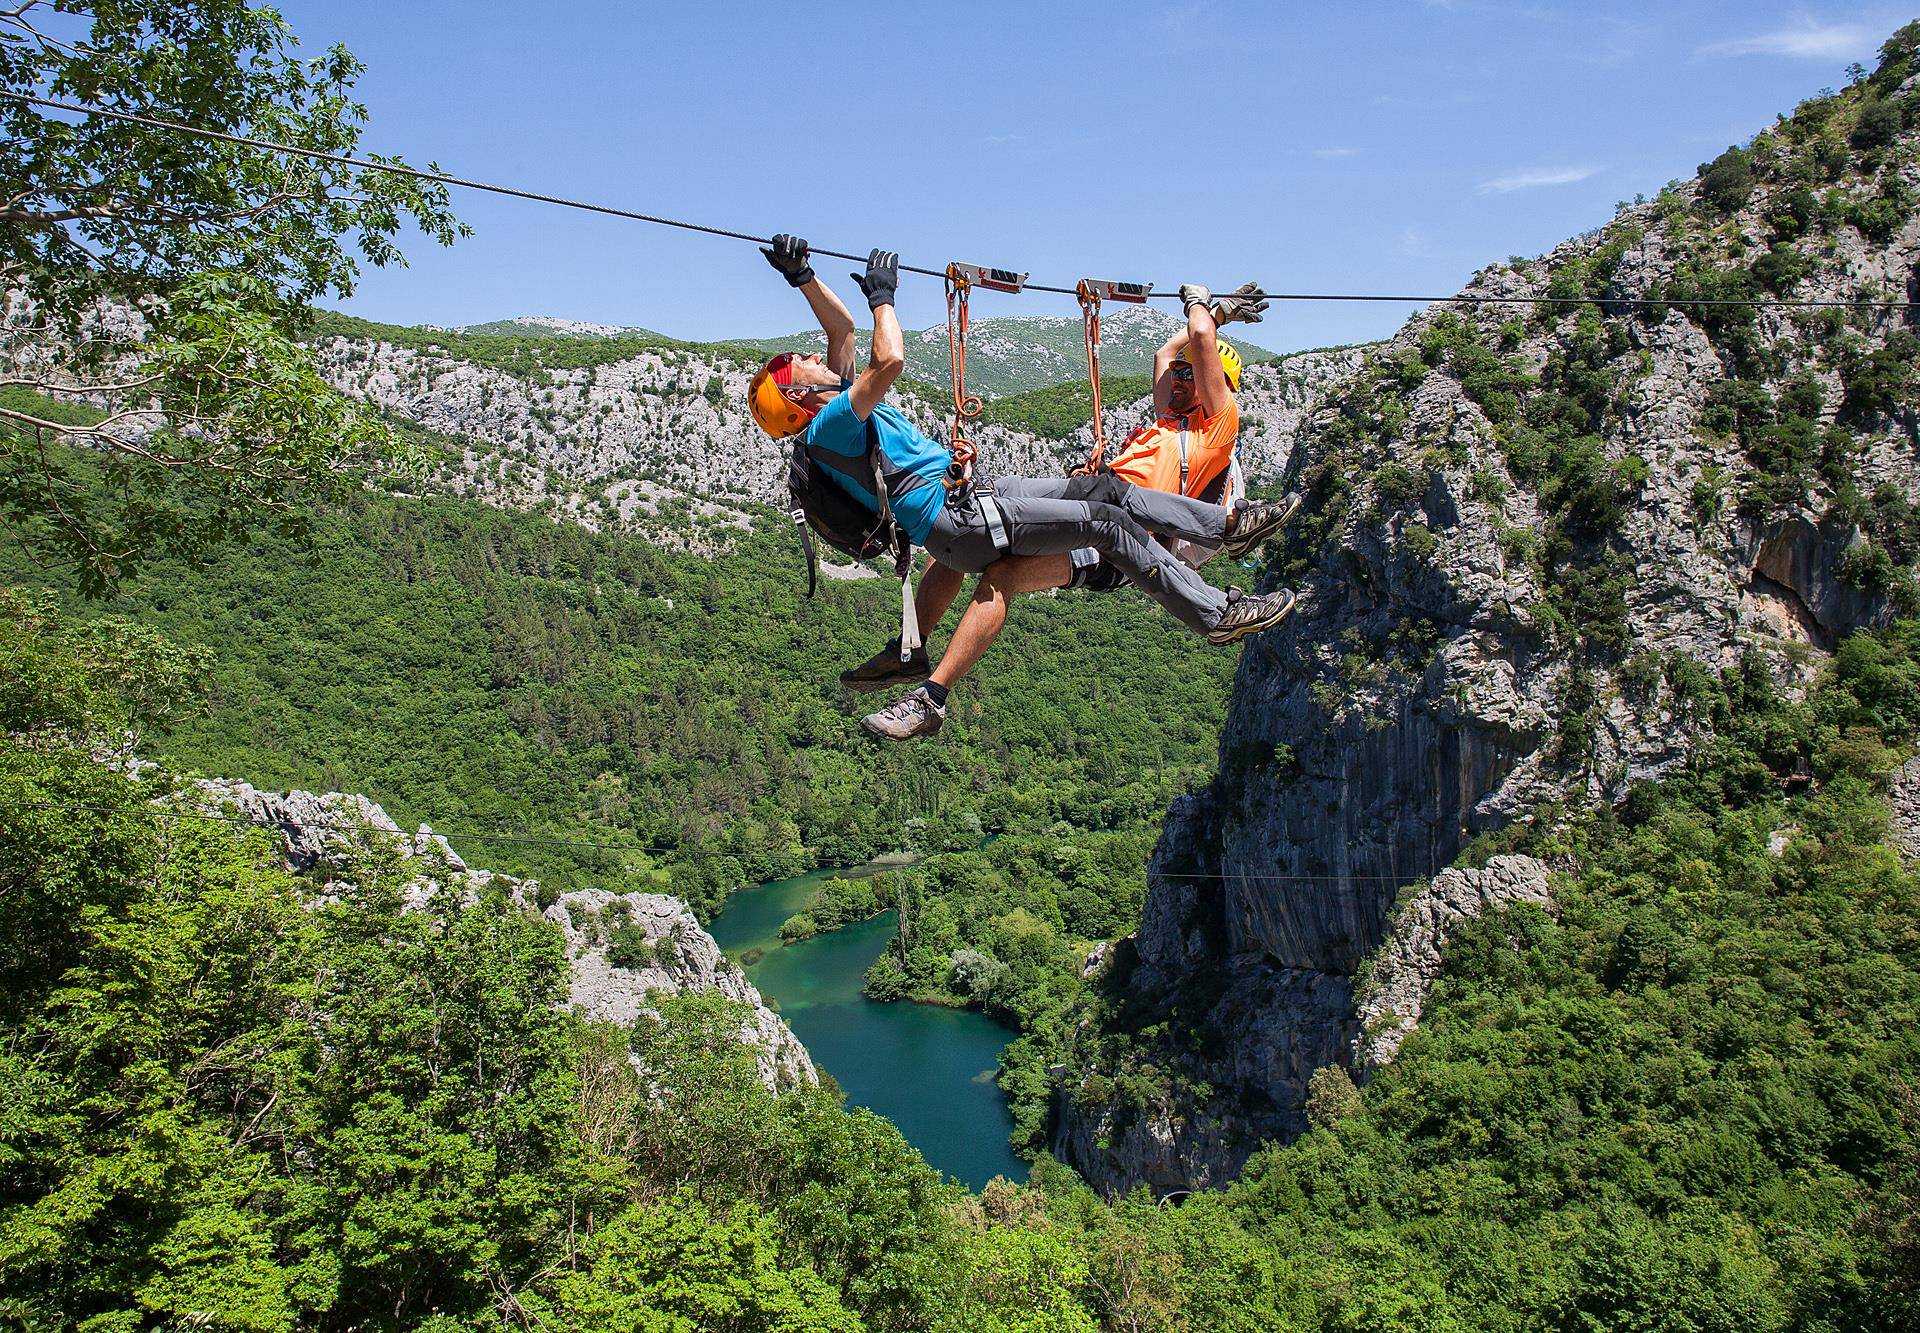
left=708, top=863, right=1026, bottom=1190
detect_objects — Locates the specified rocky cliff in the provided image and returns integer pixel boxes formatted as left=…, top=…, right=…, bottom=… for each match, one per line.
left=1057, top=55, right=1920, bottom=1194
left=308, top=322, right=1364, bottom=541
left=190, top=779, right=815, bottom=1091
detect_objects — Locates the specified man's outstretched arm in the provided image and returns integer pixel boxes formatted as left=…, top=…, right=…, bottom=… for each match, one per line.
left=1177, top=285, right=1232, bottom=419
left=763, top=233, right=858, bottom=378
left=1153, top=324, right=1190, bottom=418
left=848, top=249, right=904, bottom=421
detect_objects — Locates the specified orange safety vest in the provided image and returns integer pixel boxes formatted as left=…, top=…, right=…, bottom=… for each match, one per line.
left=1103, top=399, right=1241, bottom=500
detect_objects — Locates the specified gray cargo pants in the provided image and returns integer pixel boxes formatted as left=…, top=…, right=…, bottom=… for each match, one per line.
left=922, top=474, right=1230, bottom=635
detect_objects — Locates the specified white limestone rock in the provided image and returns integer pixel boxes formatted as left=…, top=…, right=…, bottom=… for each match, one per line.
left=1350, top=855, right=1555, bottom=1072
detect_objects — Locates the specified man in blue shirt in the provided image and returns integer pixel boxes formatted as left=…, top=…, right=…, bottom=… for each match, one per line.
left=749, top=236, right=1299, bottom=739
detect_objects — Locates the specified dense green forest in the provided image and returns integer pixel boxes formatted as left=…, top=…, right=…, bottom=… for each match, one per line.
left=7, top=586, right=1918, bottom=1329
left=0, top=468, right=1238, bottom=917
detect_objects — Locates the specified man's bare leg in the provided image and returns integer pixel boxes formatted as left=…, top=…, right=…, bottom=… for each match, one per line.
left=930, top=554, right=1071, bottom=689
left=914, top=560, right=967, bottom=638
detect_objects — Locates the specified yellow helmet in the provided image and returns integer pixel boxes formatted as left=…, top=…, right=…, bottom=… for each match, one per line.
left=748, top=352, right=816, bottom=439
left=1176, top=338, right=1242, bottom=393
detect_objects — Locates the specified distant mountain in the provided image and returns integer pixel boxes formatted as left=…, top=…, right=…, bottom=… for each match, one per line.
left=305, top=303, right=1363, bottom=546
left=449, top=316, right=672, bottom=340
left=401, top=306, right=1282, bottom=398
left=744, top=305, right=1283, bottom=397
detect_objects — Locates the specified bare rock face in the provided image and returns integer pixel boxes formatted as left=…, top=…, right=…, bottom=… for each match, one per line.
left=541, top=887, right=815, bottom=1091
left=1350, top=854, right=1554, bottom=1072
left=1056, top=84, right=1917, bottom=1195
left=186, top=779, right=813, bottom=1091
left=308, top=328, right=1368, bottom=545
left=1889, top=755, right=1920, bottom=865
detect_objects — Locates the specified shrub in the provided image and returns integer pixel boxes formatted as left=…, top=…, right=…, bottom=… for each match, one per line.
left=1698, top=146, right=1755, bottom=210
left=1401, top=521, right=1439, bottom=563
left=1840, top=331, right=1920, bottom=422
left=1751, top=242, right=1812, bottom=294
left=607, top=922, right=659, bottom=970
left=1851, top=96, right=1903, bottom=151
left=1305, top=1065, right=1364, bottom=1129
left=1372, top=462, right=1429, bottom=513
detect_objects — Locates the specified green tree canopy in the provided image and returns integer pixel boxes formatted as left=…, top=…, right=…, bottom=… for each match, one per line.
left=1, top=0, right=463, bottom=591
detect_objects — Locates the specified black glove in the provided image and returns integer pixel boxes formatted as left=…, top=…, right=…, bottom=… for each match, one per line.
left=761, top=233, right=814, bottom=288
left=852, top=249, right=900, bottom=309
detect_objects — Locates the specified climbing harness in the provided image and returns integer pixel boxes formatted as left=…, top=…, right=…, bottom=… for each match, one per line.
left=909, top=262, right=1023, bottom=661
left=942, top=262, right=1027, bottom=499
left=1073, top=278, right=1152, bottom=475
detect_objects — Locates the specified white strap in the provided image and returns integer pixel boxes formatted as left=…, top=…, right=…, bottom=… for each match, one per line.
left=899, top=569, right=921, bottom=659
left=1178, top=428, right=1190, bottom=497
left=978, top=494, right=1012, bottom=554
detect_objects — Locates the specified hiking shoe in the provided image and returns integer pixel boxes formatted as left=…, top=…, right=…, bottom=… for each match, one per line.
left=1205, top=588, right=1299, bottom=646
left=862, top=686, right=947, bottom=740
left=840, top=639, right=932, bottom=693
left=1223, top=491, right=1304, bottom=560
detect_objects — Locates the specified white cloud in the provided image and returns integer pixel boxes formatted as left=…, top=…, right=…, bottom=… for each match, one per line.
left=1703, top=18, right=1874, bottom=60
left=1311, top=147, right=1361, bottom=159
left=1397, top=226, right=1438, bottom=259
left=1479, top=164, right=1602, bottom=194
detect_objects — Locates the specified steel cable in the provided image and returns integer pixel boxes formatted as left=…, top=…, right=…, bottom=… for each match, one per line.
left=9, top=92, right=1916, bottom=313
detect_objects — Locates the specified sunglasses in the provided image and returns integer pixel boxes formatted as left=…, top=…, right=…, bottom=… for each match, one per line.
left=765, top=351, right=829, bottom=391
left=1170, top=364, right=1194, bottom=382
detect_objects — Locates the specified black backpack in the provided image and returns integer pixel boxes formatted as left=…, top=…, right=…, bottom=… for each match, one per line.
left=787, top=418, right=909, bottom=595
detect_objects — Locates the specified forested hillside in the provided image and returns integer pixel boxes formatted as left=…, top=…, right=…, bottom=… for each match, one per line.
left=7, top=2, right=1920, bottom=1327
left=1056, top=18, right=1920, bottom=1194
left=8, top=586, right=1917, bottom=1329
left=0, top=460, right=1239, bottom=916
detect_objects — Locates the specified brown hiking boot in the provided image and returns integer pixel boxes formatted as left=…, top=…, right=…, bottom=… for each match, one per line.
left=1224, top=491, right=1304, bottom=560
left=840, top=639, right=932, bottom=693
left=1205, top=588, right=1299, bottom=645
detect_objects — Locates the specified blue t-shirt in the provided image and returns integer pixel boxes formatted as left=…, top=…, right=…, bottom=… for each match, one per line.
left=805, top=388, right=950, bottom=546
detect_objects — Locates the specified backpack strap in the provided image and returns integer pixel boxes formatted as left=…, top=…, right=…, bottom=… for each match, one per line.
left=792, top=504, right=818, bottom=598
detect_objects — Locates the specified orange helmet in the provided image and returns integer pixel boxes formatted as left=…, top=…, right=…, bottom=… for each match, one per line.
left=748, top=352, right=817, bottom=439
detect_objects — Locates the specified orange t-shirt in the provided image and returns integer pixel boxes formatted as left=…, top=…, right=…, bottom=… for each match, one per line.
left=1103, top=399, right=1240, bottom=499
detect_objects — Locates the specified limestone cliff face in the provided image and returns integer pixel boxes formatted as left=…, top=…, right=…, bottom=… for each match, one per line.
left=1057, top=68, right=1919, bottom=1194
left=189, top=779, right=814, bottom=1091
left=309, top=330, right=1366, bottom=540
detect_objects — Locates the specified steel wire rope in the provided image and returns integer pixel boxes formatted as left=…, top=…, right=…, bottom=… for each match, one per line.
left=0, top=797, right=1423, bottom=881
left=10, top=92, right=1918, bottom=313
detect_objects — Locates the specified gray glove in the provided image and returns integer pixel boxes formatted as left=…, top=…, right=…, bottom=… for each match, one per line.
left=852, top=249, right=900, bottom=309
left=761, top=233, right=814, bottom=288
left=1178, top=283, right=1212, bottom=313
left=1211, top=281, right=1271, bottom=327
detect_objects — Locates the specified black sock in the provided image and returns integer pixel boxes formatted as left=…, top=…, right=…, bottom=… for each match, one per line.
left=923, top=680, right=950, bottom=707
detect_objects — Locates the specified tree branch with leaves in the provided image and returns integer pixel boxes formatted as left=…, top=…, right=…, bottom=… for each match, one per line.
left=1, top=0, right=467, bottom=591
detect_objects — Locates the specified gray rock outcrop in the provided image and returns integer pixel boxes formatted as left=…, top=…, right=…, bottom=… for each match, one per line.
left=186, top=779, right=814, bottom=1091
left=1890, top=754, right=1920, bottom=864
left=540, top=887, right=815, bottom=1091
left=1350, top=854, right=1554, bottom=1072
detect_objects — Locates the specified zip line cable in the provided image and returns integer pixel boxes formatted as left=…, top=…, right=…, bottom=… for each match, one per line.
left=0, top=798, right=1424, bottom=883
left=11, top=92, right=1918, bottom=314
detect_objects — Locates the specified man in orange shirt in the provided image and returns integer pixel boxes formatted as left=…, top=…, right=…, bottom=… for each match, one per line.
left=855, top=283, right=1302, bottom=740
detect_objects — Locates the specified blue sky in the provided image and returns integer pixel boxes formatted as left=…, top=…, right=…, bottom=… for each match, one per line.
left=275, top=1, right=1907, bottom=350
